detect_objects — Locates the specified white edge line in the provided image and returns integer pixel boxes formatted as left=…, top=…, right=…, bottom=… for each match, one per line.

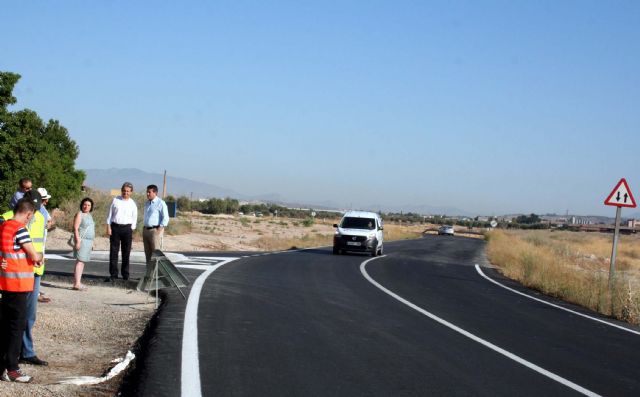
left=178, top=248, right=322, bottom=395
left=181, top=257, right=238, bottom=397
left=361, top=256, right=600, bottom=397
left=475, top=264, right=640, bottom=336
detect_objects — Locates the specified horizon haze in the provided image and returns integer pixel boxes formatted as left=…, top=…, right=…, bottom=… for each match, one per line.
left=2, top=1, right=639, bottom=217
left=82, top=167, right=640, bottom=219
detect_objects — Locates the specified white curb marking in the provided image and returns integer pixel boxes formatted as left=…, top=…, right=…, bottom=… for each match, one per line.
left=179, top=247, right=326, bottom=395
left=475, top=264, right=640, bottom=336
left=360, top=256, right=600, bottom=397
left=182, top=257, right=238, bottom=397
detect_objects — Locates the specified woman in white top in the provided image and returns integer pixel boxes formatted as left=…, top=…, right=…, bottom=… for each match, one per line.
left=105, top=182, right=138, bottom=282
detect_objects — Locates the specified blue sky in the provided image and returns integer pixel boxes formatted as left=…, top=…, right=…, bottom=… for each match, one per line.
left=3, top=1, right=639, bottom=216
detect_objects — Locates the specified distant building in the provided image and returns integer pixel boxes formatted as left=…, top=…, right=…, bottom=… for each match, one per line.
left=628, top=219, right=639, bottom=228
left=570, top=216, right=592, bottom=225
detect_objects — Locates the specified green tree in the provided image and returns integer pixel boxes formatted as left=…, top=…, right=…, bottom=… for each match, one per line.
left=0, top=71, right=85, bottom=208
left=177, top=195, right=191, bottom=212
left=515, top=213, right=541, bottom=224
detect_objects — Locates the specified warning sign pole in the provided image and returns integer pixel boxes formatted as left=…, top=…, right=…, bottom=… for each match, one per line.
left=604, top=178, right=637, bottom=291
left=608, top=206, right=622, bottom=289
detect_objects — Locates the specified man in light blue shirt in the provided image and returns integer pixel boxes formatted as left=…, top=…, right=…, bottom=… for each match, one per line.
left=143, top=184, right=169, bottom=264
left=9, top=178, right=32, bottom=210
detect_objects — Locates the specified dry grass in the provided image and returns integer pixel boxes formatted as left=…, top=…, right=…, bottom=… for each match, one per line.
left=250, top=221, right=426, bottom=251
left=51, top=204, right=431, bottom=253
left=165, top=217, right=193, bottom=235
left=254, top=233, right=334, bottom=251
left=384, top=223, right=425, bottom=240
left=486, top=229, right=640, bottom=324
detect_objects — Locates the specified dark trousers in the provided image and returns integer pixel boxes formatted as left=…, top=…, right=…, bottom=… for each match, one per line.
left=0, top=291, right=29, bottom=371
left=109, top=223, right=133, bottom=279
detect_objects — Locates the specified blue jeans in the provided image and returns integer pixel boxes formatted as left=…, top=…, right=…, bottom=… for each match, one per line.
left=21, top=275, right=40, bottom=358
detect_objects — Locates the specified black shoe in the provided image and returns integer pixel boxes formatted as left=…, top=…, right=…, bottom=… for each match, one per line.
left=20, top=356, right=48, bottom=366
left=103, top=277, right=115, bottom=282
left=123, top=276, right=129, bottom=281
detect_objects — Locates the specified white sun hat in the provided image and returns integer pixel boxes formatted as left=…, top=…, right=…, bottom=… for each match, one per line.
left=37, top=187, right=52, bottom=199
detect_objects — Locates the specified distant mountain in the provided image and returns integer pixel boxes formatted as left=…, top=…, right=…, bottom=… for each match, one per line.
left=83, top=168, right=476, bottom=216
left=83, top=168, right=246, bottom=199
left=375, top=203, right=476, bottom=217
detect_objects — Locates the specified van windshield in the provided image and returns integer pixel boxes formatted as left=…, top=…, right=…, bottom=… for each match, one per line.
left=341, top=217, right=376, bottom=230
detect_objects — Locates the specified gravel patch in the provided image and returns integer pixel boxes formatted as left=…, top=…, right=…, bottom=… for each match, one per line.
left=0, top=279, right=154, bottom=396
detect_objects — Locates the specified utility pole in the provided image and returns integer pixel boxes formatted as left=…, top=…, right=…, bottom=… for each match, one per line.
left=162, top=170, right=167, bottom=199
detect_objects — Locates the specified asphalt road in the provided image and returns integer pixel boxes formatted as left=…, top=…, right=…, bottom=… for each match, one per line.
left=46, top=236, right=640, bottom=396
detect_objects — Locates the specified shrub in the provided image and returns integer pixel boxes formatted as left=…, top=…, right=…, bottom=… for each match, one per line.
left=166, top=218, right=193, bottom=235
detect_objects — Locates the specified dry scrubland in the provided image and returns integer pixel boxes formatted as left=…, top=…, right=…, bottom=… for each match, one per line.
left=486, top=229, right=640, bottom=324
left=50, top=190, right=465, bottom=251
left=49, top=206, right=430, bottom=252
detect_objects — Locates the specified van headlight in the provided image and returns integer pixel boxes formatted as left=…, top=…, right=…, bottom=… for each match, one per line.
left=368, top=232, right=376, bottom=239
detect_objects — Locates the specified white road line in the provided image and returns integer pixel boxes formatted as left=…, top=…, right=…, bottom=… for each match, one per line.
left=475, top=264, right=640, bottom=336
left=360, top=256, right=600, bottom=397
left=45, top=254, right=71, bottom=260
left=179, top=249, right=325, bottom=395
left=188, top=256, right=236, bottom=260
left=181, top=257, right=238, bottom=397
left=179, top=260, right=222, bottom=266
left=176, top=264, right=217, bottom=270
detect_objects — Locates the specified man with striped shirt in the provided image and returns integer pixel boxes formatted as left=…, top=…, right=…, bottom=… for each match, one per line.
left=0, top=199, right=43, bottom=383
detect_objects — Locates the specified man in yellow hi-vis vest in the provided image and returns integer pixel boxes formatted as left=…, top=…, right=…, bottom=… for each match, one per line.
left=1, top=189, right=49, bottom=366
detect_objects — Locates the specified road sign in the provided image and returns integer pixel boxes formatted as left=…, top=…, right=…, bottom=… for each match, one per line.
left=603, top=178, right=636, bottom=291
left=604, top=178, right=636, bottom=208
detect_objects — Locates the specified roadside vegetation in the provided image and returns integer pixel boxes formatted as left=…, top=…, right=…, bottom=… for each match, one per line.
left=486, top=229, right=640, bottom=324
left=0, top=71, right=85, bottom=209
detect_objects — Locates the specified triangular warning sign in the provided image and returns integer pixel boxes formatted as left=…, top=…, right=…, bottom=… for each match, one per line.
left=604, top=178, right=637, bottom=208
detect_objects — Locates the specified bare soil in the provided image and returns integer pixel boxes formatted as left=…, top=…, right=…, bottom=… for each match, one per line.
left=0, top=280, right=154, bottom=396
left=45, top=214, right=340, bottom=252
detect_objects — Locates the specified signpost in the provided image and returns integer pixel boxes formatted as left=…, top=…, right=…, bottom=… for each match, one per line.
left=604, top=178, right=637, bottom=289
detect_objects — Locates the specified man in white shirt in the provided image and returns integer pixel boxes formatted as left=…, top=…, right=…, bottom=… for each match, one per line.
left=143, top=184, right=169, bottom=264
left=105, top=182, right=138, bottom=282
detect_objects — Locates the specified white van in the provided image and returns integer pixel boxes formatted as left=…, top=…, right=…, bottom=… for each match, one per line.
left=333, top=211, right=384, bottom=256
